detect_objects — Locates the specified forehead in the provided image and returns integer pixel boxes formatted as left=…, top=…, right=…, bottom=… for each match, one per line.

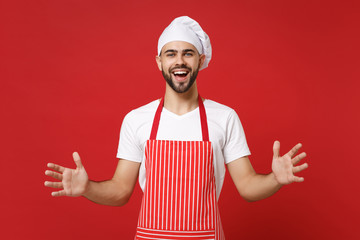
left=161, top=41, right=198, bottom=54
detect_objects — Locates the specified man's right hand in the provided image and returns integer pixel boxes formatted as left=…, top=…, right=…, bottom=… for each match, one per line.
left=44, top=152, right=89, bottom=197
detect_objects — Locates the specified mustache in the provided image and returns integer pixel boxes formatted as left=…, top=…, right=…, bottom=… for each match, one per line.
left=169, top=64, right=192, bottom=72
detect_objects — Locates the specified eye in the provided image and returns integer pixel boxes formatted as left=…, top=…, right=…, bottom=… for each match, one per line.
left=184, top=52, right=193, bottom=57
left=166, top=53, right=175, bottom=57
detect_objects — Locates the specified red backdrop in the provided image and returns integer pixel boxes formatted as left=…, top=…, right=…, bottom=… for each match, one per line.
left=1, top=0, right=359, bottom=239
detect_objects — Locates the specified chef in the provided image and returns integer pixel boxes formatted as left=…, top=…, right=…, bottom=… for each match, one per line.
left=44, top=16, right=308, bottom=239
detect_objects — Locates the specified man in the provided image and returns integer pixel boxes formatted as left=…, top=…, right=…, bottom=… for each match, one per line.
left=44, top=16, right=308, bottom=239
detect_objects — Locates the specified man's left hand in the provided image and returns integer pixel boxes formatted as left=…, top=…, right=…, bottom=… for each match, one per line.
left=272, top=141, right=308, bottom=185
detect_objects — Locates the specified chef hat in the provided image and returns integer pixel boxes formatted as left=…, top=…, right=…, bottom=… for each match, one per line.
left=158, top=16, right=212, bottom=70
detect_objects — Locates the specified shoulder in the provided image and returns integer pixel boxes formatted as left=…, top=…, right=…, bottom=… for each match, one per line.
left=124, top=99, right=159, bottom=121
left=204, top=99, right=234, bottom=112
left=204, top=99, right=238, bottom=121
left=121, top=99, right=159, bottom=131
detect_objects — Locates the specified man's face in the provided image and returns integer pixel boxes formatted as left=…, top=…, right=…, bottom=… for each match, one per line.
left=156, top=41, right=205, bottom=93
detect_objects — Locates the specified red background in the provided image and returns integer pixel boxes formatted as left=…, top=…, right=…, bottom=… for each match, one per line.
left=1, top=0, right=359, bottom=239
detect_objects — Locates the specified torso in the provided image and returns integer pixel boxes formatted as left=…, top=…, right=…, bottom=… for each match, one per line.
left=117, top=99, right=251, bottom=199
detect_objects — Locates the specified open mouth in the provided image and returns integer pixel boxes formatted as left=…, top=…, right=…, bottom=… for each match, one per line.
left=172, top=70, right=190, bottom=82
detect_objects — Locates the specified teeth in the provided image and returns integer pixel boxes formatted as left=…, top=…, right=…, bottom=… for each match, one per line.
left=174, top=71, right=187, bottom=75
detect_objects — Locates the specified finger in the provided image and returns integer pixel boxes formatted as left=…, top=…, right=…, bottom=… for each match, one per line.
left=73, top=152, right=83, bottom=169
left=45, top=170, right=63, bottom=181
left=286, top=143, right=302, bottom=158
left=47, top=163, right=65, bottom=173
left=292, top=152, right=307, bottom=165
left=51, top=190, right=67, bottom=197
left=292, top=176, right=305, bottom=183
left=293, top=163, right=308, bottom=173
left=44, top=181, right=63, bottom=189
left=273, top=140, right=280, bottom=158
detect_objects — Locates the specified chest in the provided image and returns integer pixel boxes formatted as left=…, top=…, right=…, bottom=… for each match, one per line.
left=136, top=113, right=226, bottom=153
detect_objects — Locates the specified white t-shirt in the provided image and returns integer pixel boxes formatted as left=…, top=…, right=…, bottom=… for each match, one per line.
left=117, top=99, right=251, bottom=199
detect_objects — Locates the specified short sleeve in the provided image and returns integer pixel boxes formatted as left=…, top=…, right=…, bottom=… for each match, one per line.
left=116, top=112, right=143, bottom=162
left=223, top=110, right=251, bottom=164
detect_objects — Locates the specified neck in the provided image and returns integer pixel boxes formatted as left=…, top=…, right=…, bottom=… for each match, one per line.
left=163, top=82, right=199, bottom=116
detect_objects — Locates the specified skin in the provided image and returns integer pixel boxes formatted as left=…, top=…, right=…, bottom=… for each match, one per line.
left=157, top=41, right=203, bottom=94
left=156, top=41, right=205, bottom=115
left=44, top=41, right=308, bottom=205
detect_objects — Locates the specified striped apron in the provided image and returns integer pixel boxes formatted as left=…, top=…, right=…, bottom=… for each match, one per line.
left=135, top=95, right=225, bottom=240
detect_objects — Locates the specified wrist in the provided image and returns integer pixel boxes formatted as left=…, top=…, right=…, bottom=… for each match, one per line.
left=82, top=180, right=91, bottom=197
left=271, top=172, right=284, bottom=188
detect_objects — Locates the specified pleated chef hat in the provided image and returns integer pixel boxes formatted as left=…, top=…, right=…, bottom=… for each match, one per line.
left=158, top=16, right=212, bottom=71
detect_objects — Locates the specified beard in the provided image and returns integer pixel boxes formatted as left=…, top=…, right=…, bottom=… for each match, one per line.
left=162, top=64, right=200, bottom=93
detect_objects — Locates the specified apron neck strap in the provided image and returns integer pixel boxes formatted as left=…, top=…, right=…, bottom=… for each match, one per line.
left=149, top=94, right=209, bottom=141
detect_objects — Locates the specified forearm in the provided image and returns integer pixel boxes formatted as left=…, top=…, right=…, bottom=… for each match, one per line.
left=239, top=172, right=282, bottom=202
left=83, top=179, right=132, bottom=207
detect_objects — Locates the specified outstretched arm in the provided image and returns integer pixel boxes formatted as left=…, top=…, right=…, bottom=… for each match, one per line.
left=227, top=141, right=308, bottom=202
left=44, top=152, right=140, bottom=206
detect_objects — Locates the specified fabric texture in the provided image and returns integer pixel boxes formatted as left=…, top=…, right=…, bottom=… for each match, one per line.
left=157, top=16, right=212, bottom=70
left=117, top=99, right=250, bottom=199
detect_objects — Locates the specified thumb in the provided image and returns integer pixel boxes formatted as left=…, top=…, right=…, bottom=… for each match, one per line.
left=273, top=140, right=280, bottom=158
left=72, top=152, right=83, bottom=169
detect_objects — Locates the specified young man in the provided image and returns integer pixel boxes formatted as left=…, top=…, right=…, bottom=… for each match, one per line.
left=44, top=16, right=308, bottom=239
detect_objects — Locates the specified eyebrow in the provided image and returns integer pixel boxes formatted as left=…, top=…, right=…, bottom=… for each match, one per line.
left=183, top=49, right=196, bottom=53
left=163, top=49, right=196, bottom=54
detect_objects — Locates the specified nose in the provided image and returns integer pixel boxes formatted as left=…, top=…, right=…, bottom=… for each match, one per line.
left=175, top=54, right=185, bottom=65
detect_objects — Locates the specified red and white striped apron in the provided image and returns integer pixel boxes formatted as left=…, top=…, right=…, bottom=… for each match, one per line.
left=135, top=95, right=225, bottom=240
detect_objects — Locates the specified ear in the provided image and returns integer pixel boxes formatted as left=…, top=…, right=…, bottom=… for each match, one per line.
left=199, top=54, right=206, bottom=69
left=155, top=55, right=162, bottom=71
